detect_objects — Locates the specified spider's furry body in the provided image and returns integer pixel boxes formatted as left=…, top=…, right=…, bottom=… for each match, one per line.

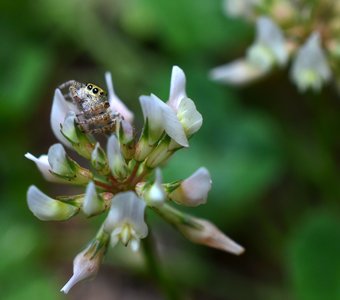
left=59, top=80, right=119, bottom=134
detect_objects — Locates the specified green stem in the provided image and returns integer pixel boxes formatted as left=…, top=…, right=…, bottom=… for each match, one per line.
left=142, top=230, right=182, bottom=300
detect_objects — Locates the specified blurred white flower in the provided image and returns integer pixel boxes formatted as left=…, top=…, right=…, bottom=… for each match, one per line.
left=168, top=167, right=212, bottom=207
left=104, top=191, right=148, bottom=252
left=291, top=32, right=331, bottom=92
left=27, top=185, right=79, bottom=221
left=247, top=17, right=288, bottom=71
left=210, top=59, right=267, bottom=85
left=223, top=0, right=260, bottom=18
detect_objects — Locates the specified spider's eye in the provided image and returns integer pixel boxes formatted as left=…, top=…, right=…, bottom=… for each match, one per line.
left=87, top=84, right=93, bottom=90
left=93, top=88, right=98, bottom=94
left=100, top=91, right=104, bottom=95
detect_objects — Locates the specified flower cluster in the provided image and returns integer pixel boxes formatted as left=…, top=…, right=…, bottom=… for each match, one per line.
left=212, top=0, right=340, bottom=92
left=26, top=66, right=244, bottom=293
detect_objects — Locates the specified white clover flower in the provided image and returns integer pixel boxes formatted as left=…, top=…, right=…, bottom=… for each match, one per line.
left=140, top=94, right=189, bottom=146
left=247, top=17, right=288, bottom=71
left=27, top=67, right=244, bottom=293
left=167, top=66, right=202, bottom=138
left=291, top=32, right=332, bottom=92
left=168, top=167, right=212, bottom=207
left=104, top=191, right=148, bottom=252
left=27, top=185, right=79, bottom=221
left=209, top=59, right=267, bottom=85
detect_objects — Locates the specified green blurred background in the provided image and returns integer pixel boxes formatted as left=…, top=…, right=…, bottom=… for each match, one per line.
left=1, top=0, right=340, bottom=299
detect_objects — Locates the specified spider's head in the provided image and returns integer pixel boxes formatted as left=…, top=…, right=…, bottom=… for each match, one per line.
left=85, top=83, right=108, bottom=98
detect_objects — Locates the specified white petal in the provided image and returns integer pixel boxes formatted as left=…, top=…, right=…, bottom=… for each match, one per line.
left=27, top=185, right=78, bottom=221
left=105, top=72, right=134, bottom=123
left=291, top=32, right=331, bottom=92
left=50, top=89, right=76, bottom=147
left=107, top=135, right=128, bottom=180
left=48, top=143, right=73, bottom=176
left=168, top=66, right=187, bottom=110
left=83, top=181, right=103, bottom=216
left=140, top=94, right=188, bottom=147
left=144, top=168, right=165, bottom=206
left=169, top=167, right=212, bottom=207
left=130, top=239, right=140, bottom=252
left=104, top=191, right=148, bottom=239
left=154, top=94, right=189, bottom=147
left=210, top=59, right=267, bottom=85
left=139, top=95, right=165, bottom=144
left=177, top=97, right=203, bottom=137
left=25, top=153, right=64, bottom=183
left=61, top=111, right=78, bottom=143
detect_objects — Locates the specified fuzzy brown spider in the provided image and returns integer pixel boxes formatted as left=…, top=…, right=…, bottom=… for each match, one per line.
left=59, top=80, right=120, bottom=134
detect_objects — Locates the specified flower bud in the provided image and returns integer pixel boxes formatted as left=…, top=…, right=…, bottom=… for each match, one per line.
left=91, top=143, right=110, bottom=175
left=143, top=169, right=166, bottom=207
left=167, top=167, right=212, bottom=207
left=27, top=185, right=79, bottom=221
left=61, top=229, right=110, bottom=294
left=178, top=217, right=245, bottom=255
left=154, top=204, right=244, bottom=254
left=145, top=136, right=172, bottom=168
left=82, top=181, right=108, bottom=217
left=107, top=135, right=128, bottom=180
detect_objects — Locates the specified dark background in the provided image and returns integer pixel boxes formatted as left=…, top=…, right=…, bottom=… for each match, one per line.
left=1, top=0, right=339, bottom=299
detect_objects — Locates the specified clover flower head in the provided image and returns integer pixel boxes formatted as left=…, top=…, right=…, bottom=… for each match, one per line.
left=26, top=66, right=244, bottom=293
left=213, top=1, right=338, bottom=93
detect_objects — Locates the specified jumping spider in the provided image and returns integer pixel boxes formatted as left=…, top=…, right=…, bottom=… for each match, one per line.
left=59, top=80, right=121, bottom=134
